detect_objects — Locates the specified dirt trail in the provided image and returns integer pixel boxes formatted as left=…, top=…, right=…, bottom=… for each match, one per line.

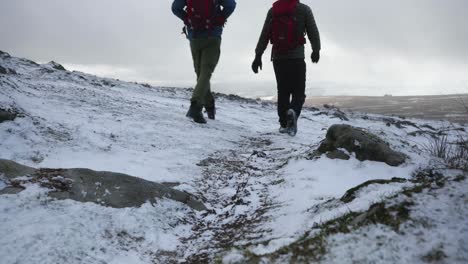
left=181, top=135, right=309, bottom=263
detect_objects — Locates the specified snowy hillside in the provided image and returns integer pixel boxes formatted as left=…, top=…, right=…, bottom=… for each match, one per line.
left=0, top=50, right=467, bottom=264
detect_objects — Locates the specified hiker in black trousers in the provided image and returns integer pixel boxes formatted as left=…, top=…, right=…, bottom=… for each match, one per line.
left=274, top=59, right=306, bottom=132
left=252, top=0, right=321, bottom=136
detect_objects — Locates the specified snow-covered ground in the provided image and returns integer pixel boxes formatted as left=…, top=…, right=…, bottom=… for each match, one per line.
left=323, top=174, right=468, bottom=264
left=1, top=51, right=467, bottom=263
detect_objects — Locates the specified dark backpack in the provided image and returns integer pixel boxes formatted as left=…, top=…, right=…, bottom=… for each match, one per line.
left=186, top=0, right=220, bottom=31
left=270, top=0, right=305, bottom=53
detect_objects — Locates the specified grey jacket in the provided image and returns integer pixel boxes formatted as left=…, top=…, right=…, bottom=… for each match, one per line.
left=255, top=3, right=321, bottom=60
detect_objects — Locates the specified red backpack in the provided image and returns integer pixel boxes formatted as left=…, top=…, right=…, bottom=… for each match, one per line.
left=270, top=0, right=306, bottom=53
left=186, top=0, right=220, bottom=31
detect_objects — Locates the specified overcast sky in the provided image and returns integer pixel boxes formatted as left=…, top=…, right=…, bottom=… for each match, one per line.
left=1, top=0, right=467, bottom=97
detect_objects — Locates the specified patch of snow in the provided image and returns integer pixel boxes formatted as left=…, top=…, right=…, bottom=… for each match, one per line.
left=249, top=156, right=418, bottom=254
left=0, top=184, right=192, bottom=264
left=222, top=249, right=246, bottom=264
left=11, top=176, right=33, bottom=181
left=323, top=177, right=468, bottom=264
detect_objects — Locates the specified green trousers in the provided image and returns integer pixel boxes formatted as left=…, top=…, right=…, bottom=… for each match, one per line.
left=190, top=37, right=221, bottom=107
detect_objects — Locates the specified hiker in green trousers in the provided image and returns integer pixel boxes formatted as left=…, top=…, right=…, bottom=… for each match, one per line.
left=172, top=0, right=237, bottom=123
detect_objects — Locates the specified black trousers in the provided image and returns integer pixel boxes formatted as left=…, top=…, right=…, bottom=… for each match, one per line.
left=273, top=59, right=306, bottom=127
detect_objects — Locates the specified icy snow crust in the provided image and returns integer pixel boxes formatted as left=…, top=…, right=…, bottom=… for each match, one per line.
left=0, top=53, right=466, bottom=263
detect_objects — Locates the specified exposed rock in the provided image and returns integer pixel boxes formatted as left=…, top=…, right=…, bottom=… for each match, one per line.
left=0, top=109, right=17, bottom=123
left=383, top=117, right=419, bottom=129
left=252, top=150, right=267, bottom=158
left=0, top=159, right=35, bottom=178
left=333, top=110, right=349, bottom=121
left=349, top=201, right=413, bottom=231
left=0, top=187, right=24, bottom=195
left=326, top=149, right=350, bottom=160
left=0, top=50, right=11, bottom=58
left=313, top=109, right=349, bottom=121
left=0, top=159, right=206, bottom=211
left=0, top=65, right=17, bottom=75
left=48, top=61, right=66, bottom=71
left=101, top=80, right=116, bottom=87
left=421, top=124, right=436, bottom=131
left=341, top=177, right=407, bottom=203
left=304, top=106, right=320, bottom=112
left=421, top=249, right=448, bottom=263
left=318, top=124, right=407, bottom=166
left=408, top=130, right=440, bottom=138
left=24, top=59, right=40, bottom=66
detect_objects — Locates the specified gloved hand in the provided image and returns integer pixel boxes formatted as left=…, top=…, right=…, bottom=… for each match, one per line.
left=311, top=50, right=320, bottom=63
left=251, top=54, right=262, bottom=74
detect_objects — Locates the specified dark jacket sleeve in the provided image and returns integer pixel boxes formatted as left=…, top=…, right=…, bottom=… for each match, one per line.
left=220, top=0, right=237, bottom=19
left=305, top=6, right=321, bottom=51
left=171, top=0, right=187, bottom=22
left=255, top=9, right=272, bottom=57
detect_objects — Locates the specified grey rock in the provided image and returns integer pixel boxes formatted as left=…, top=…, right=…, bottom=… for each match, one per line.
left=0, top=65, right=16, bottom=75
left=48, top=61, right=66, bottom=71
left=313, top=109, right=349, bottom=121
left=0, top=187, right=24, bottom=195
left=0, top=50, right=11, bottom=58
left=0, top=109, right=17, bottom=123
left=0, top=159, right=206, bottom=211
left=341, top=177, right=407, bottom=203
left=383, top=118, right=419, bottom=129
left=326, top=149, right=351, bottom=160
left=0, top=159, right=36, bottom=178
left=333, top=110, right=349, bottom=121
left=318, top=124, right=407, bottom=166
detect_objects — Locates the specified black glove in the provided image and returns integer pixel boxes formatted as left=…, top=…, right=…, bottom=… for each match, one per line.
left=251, top=55, right=262, bottom=74
left=311, top=50, right=320, bottom=64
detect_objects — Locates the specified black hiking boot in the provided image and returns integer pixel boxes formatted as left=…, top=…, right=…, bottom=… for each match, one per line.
left=186, top=102, right=207, bottom=124
left=286, top=109, right=297, bottom=137
left=205, top=106, right=216, bottom=120
left=205, top=100, right=216, bottom=120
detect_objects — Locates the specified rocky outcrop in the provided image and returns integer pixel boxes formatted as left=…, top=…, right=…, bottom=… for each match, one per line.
left=0, top=50, right=11, bottom=58
left=0, top=159, right=206, bottom=211
left=47, top=61, right=67, bottom=71
left=318, top=124, right=407, bottom=166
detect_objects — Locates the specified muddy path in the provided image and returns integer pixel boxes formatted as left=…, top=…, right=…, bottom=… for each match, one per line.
left=180, top=135, right=310, bottom=263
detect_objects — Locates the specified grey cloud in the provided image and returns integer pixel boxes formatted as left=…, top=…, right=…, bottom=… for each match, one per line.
left=1, top=0, right=467, bottom=95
